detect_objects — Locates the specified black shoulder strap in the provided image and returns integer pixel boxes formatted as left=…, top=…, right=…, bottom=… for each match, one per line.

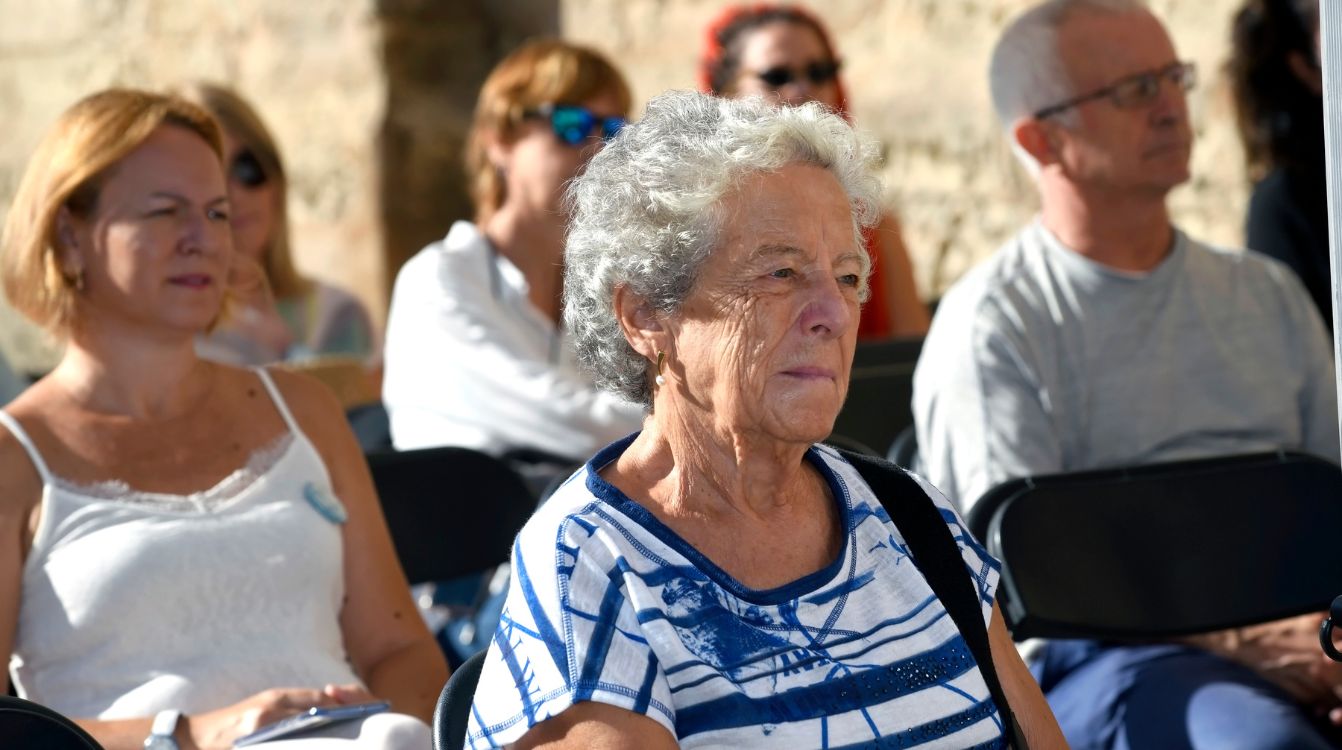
left=840, top=449, right=1028, bottom=749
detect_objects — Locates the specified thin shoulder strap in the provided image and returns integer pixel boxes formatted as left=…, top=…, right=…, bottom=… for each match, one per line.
left=0, top=411, right=55, bottom=484
left=840, top=449, right=1029, bottom=749
left=253, top=367, right=302, bottom=435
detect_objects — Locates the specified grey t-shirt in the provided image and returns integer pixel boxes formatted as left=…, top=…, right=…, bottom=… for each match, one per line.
left=913, top=219, right=1339, bottom=511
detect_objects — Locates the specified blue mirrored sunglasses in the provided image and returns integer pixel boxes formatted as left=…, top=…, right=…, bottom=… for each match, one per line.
left=529, top=103, right=626, bottom=146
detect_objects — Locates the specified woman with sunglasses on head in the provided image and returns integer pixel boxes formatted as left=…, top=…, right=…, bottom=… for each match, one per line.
left=179, top=83, right=378, bottom=367
left=381, top=39, right=643, bottom=461
left=0, top=88, right=446, bottom=748
left=700, top=3, right=930, bottom=340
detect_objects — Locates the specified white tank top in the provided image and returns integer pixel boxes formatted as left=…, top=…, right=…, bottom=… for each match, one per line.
left=3, top=368, right=361, bottom=719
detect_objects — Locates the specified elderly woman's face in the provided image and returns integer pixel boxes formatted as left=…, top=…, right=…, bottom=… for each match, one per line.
left=667, top=162, right=862, bottom=444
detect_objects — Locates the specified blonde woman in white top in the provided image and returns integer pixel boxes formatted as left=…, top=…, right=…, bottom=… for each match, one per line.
left=0, top=89, right=446, bottom=749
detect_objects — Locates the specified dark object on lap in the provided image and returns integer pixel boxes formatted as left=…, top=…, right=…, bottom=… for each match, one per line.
left=0, top=696, right=104, bottom=749
left=966, top=450, right=1342, bottom=642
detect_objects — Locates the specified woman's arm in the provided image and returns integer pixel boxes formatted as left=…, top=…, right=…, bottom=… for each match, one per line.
left=987, top=602, right=1069, bottom=748
left=271, top=369, right=449, bottom=723
left=78, top=688, right=346, bottom=750
left=875, top=212, right=930, bottom=337
left=509, top=701, right=679, bottom=750
left=0, top=430, right=40, bottom=698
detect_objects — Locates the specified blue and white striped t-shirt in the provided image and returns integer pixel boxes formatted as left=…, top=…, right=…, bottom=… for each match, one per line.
left=467, top=437, right=1004, bottom=749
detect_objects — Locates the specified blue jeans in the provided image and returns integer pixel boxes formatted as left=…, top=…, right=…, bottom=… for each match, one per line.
left=1031, top=640, right=1340, bottom=749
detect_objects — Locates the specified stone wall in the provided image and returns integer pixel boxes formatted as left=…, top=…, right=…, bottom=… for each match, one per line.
left=0, top=0, right=1252, bottom=374
left=0, top=0, right=385, bottom=372
left=563, top=0, right=1248, bottom=294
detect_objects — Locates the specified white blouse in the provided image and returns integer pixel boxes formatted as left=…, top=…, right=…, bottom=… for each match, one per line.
left=381, top=221, right=644, bottom=459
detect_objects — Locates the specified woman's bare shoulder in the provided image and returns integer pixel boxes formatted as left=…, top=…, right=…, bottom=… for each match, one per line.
left=0, top=386, right=56, bottom=516
left=256, top=367, right=350, bottom=445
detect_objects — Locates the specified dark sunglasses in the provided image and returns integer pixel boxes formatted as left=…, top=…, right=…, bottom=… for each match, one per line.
left=229, top=149, right=269, bottom=190
left=750, top=60, right=842, bottom=89
left=1034, top=61, right=1197, bottom=120
left=527, top=103, right=627, bottom=146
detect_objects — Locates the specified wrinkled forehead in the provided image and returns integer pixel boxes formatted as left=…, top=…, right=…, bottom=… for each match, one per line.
left=714, top=165, right=864, bottom=258
left=1056, top=8, right=1178, bottom=88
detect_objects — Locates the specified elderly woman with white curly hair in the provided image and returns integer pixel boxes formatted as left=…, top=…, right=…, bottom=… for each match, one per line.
left=464, top=91, right=1065, bottom=749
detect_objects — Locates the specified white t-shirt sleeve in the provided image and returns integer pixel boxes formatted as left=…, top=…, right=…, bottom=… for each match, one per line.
left=382, top=238, right=643, bottom=457
left=466, top=516, right=675, bottom=748
left=905, top=471, right=1002, bottom=627
left=914, top=289, right=1063, bottom=513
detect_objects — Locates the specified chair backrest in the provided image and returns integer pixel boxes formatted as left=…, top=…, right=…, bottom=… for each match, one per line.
left=346, top=402, right=392, bottom=454
left=965, top=451, right=1342, bottom=642
left=886, top=423, right=919, bottom=470
left=433, top=649, right=488, bottom=750
left=0, top=696, right=104, bottom=749
left=367, top=447, right=537, bottom=585
left=830, top=336, right=922, bottom=457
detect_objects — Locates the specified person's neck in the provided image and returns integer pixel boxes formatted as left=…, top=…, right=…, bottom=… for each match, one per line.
left=621, top=408, right=817, bottom=523
left=1039, top=181, right=1175, bottom=272
left=52, top=322, right=213, bottom=420
left=483, top=204, right=566, bottom=324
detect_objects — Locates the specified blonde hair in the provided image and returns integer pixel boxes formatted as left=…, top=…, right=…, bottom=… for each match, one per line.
left=175, top=82, right=311, bottom=301
left=465, top=39, right=632, bottom=226
left=1, top=88, right=223, bottom=335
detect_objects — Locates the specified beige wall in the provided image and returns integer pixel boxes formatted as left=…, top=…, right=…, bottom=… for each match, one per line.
left=0, top=0, right=384, bottom=372
left=0, top=0, right=1250, bottom=373
left=564, top=0, right=1249, bottom=294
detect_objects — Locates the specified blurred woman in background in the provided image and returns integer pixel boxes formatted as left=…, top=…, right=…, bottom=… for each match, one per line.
left=700, top=3, right=930, bottom=339
left=1229, top=0, right=1329, bottom=329
left=381, top=39, right=643, bottom=460
left=180, top=83, right=379, bottom=366
left=0, top=88, right=444, bottom=749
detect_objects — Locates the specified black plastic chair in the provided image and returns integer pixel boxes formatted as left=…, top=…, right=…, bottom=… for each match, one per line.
left=886, top=424, right=919, bottom=470
left=346, top=402, right=392, bottom=453
left=965, top=451, right=1342, bottom=642
left=0, top=695, right=104, bottom=749
left=366, top=446, right=538, bottom=585
left=433, top=649, right=488, bottom=750
left=829, top=336, right=922, bottom=457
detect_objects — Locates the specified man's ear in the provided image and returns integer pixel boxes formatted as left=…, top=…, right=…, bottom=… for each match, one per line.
left=1013, top=116, right=1061, bottom=168
left=613, top=284, right=667, bottom=363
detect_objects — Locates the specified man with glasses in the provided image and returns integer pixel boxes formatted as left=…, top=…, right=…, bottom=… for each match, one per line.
left=913, top=0, right=1340, bottom=746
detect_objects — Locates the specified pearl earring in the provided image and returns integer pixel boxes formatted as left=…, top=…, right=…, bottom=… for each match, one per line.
left=655, top=350, right=666, bottom=387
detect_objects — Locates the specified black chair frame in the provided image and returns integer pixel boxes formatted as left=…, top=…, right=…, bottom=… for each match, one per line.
left=966, top=450, right=1342, bottom=642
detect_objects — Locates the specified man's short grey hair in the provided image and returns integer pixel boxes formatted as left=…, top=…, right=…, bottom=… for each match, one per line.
left=989, top=0, right=1147, bottom=171
left=564, top=90, right=883, bottom=407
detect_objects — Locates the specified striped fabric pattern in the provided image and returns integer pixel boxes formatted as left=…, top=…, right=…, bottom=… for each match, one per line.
left=467, top=437, right=1004, bottom=749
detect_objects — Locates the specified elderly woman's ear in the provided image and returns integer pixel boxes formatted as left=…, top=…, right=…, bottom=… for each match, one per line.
left=612, top=283, right=667, bottom=363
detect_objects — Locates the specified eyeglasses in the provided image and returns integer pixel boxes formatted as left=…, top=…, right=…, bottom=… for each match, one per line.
left=229, top=149, right=269, bottom=190
left=1033, top=61, right=1197, bottom=120
left=527, top=103, right=627, bottom=146
left=749, top=60, right=842, bottom=89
